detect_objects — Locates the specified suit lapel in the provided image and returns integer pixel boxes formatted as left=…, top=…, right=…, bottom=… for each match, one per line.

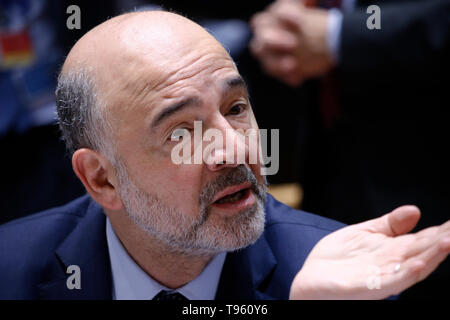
left=38, top=198, right=112, bottom=299
left=215, top=231, right=277, bottom=300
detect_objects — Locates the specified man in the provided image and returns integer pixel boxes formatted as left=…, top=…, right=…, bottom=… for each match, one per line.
left=250, top=0, right=450, bottom=298
left=0, top=11, right=449, bottom=300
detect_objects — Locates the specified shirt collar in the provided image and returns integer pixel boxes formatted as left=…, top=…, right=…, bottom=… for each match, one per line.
left=106, top=217, right=226, bottom=300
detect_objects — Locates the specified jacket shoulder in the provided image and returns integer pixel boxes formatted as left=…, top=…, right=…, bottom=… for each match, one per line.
left=263, top=194, right=346, bottom=264
left=0, top=194, right=91, bottom=239
left=262, top=195, right=347, bottom=297
left=0, top=195, right=91, bottom=298
left=265, top=194, right=346, bottom=232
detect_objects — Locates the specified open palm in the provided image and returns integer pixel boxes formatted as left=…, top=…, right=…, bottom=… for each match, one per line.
left=290, top=206, right=450, bottom=299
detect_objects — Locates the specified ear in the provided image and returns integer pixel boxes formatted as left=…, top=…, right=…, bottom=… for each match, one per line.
left=72, top=148, right=123, bottom=211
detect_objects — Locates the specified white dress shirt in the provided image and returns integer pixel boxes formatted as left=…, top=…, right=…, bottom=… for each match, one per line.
left=106, top=217, right=227, bottom=300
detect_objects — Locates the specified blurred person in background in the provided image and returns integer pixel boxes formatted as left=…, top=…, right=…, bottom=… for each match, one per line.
left=0, top=0, right=114, bottom=224
left=250, top=0, right=450, bottom=299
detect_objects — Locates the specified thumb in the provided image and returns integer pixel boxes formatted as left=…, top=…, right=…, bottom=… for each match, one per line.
left=360, top=205, right=421, bottom=237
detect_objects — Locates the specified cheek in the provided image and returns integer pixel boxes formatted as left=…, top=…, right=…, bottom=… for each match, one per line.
left=146, top=161, right=205, bottom=216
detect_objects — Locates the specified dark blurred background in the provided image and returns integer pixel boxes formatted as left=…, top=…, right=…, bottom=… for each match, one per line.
left=0, top=0, right=448, bottom=299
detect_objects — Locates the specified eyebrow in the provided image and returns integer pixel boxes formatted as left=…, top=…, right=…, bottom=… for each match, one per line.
left=151, top=75, right=248, bottom=129
left=224, top=75, right=247, bottom=93
left=151, top=97, right=201, bottom=129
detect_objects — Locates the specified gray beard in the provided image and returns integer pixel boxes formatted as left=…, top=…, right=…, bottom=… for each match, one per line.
left=114, top=162, right=267, bottom=257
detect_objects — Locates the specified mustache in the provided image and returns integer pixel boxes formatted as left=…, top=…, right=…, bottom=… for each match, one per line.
left=199, top=165, right=267, bottom=207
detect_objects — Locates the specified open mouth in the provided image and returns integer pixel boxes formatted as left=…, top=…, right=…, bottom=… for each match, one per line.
left=210, top=182, right=255, bottom=213
left=214, top=188, right=249, bottom=204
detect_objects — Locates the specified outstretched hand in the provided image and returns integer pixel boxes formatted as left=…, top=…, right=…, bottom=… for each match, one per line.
left=290, top=206, right=450, bottom=299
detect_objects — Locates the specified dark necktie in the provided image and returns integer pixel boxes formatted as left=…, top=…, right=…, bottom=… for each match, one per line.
left=153, top=290, right=188, bottom=301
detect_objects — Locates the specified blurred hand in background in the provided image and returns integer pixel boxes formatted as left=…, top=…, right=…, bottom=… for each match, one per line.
left=250, top=0, right=334, bottom=87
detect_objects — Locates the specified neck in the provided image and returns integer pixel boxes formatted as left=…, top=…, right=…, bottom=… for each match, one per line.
left=106, top=209, right=215, bottom=289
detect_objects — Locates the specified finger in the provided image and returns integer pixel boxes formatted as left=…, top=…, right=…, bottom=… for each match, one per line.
left=381, top=259, right=425, bottom=297
left=270, top=1, right=305, bottom=33
left=279, top=58, right=305, bottom=87
left=383, top=236, right=450, bottom=295
left=406, top=218, right=450, bottom=244
left=250, top=12, right=276, bottom=30
left=388, top=206, right=421, bottom=235
left=250, top=9, right=289, bottom=31
left=392, top=223, right=449, bottom=262
left=259, top=53, right=296, bottom=77
left=251, top=29, right=298, bottom=55
left=256, top=52, right=303, bottom=85
left=360, top=205, right=421, bottom=237
left=401, top=227, right=440, bottom=259
left=414, top=236, right=450, bottom=282
left=402, top=220, right=450, bottom=259
left=439, top=219, right=450, bottom=231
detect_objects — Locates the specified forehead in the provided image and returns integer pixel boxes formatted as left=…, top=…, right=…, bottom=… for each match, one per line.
left=108, top=37, right=241, bottom=139
left=151, top=48, right=237, bottom=96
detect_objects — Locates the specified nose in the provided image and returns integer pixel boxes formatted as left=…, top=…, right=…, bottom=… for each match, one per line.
left=204, top=123, right=249, bottom=172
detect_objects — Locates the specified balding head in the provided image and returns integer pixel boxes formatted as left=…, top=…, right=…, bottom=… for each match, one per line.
left=62, top=11, right=222, bottom=74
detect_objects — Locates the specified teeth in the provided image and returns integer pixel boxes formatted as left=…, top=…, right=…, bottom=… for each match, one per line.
left=216, top=190, right=245, bottom=204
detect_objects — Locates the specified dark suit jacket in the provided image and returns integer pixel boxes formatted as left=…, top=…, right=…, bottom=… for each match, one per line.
left=0, top=194, right=345, bottom=300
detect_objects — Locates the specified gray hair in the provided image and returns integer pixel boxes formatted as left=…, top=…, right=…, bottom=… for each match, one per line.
left=55, top=68, right=114, bottom=160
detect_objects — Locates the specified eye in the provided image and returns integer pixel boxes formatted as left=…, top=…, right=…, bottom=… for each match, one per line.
left=168, top=127, right=191, bottom=141
left=227, top=103, right=247, bottom=116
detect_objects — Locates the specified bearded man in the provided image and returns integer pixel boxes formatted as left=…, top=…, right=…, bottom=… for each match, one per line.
left=0, top=11, right=448, bottom=300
